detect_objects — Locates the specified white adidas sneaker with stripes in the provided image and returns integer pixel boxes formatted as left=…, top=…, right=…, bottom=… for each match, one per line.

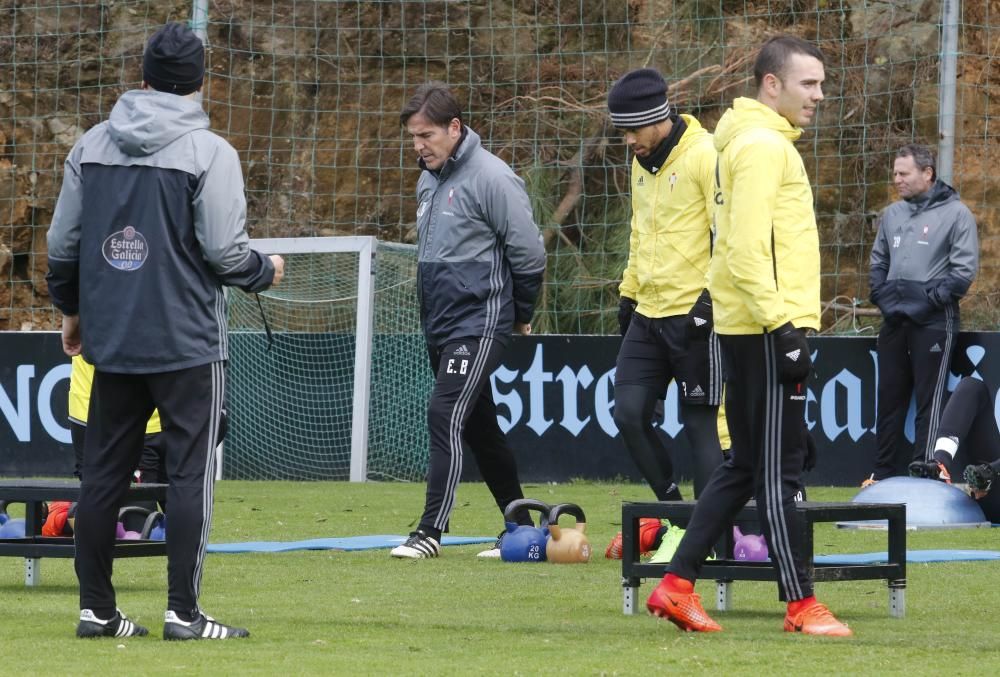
left=390, top=530, right=441, bottom=558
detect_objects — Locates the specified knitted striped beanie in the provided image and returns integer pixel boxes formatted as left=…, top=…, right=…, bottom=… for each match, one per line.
left=607, top=68, right=671, bottom=129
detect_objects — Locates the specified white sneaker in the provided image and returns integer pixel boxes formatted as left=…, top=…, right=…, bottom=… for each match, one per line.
left=476, top=534, right=503, bottom=559
left=390, top=530, right=441, bottom=559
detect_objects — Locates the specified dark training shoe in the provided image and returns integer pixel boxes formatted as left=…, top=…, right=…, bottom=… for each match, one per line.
left=76, top=609, right=149, bottom=638
left=163, top=610, right=250, bottom=640
left=964, top=464, right=997, bottom=499
left=908, top=461, right=951, bottom=483
left=662, top=483, right=683, bottom=502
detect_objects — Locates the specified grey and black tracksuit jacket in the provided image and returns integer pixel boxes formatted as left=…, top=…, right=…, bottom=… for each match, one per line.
left=869, top=179, right=978, bottom=329
left=413, top=127, right=545, bottom=537
left=46, top=89, right=274, bottom=373
left=415, top=127, right=546, bottom=349
left=45, top=89, right=273, bottom=618
left=869, top=180, right=978, bottom=472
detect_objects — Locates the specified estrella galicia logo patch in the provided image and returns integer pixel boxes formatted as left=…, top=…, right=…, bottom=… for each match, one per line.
left=102, top=225, right=149, bottom=271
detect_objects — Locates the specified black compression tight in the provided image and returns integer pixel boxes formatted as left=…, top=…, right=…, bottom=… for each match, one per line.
left=614, top=384, right=722, bottom=500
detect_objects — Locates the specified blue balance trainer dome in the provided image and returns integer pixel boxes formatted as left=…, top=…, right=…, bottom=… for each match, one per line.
left=840, top=476, right=991, bottom=529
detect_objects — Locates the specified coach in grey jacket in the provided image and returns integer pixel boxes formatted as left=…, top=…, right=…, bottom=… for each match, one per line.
left=865, top=143, right=978, bottom=484
left=46, top=22, right=282, bottom=640
left=390, top=82, right=546, bottom=559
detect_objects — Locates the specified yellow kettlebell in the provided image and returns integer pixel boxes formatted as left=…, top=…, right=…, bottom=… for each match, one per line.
left=546, top=503, right=591, bottom=563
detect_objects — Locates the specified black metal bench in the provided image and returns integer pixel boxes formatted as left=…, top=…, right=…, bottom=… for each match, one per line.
left=0, top=479, right=168, bottom=586
left=621, top=500, right=907, bottom=618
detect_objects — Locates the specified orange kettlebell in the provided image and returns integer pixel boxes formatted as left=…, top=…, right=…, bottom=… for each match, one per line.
left=546, top=503, right=591, bottom=563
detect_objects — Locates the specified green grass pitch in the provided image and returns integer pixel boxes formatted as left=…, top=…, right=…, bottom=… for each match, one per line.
left=1, top=481, right=997, bottom=675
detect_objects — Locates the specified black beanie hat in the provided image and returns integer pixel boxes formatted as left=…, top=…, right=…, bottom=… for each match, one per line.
left=607, top=68, right=671, bottom=129
left=143, top=22, right=205, bottom=95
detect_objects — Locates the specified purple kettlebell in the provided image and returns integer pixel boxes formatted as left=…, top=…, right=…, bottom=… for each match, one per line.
left=733, top=526, right=768, bottom=561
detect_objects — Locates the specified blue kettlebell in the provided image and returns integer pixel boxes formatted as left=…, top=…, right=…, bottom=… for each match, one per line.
left=500, top=498, right=551, bottom=563
left=147, top=512, right=167, bottom=541
left=143, top=512, right=166, bottom=541
left=0, top=517, right=26, bottom=538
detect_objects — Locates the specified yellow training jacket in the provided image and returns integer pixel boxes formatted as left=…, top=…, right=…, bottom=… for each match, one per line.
left=69, top=355, right=162, bottom=434
left=619, top=114, right=716, bottom=318
left=708, top=97, right=821, bottom=334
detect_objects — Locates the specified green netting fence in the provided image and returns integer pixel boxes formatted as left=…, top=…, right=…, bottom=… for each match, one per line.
left=4, top=1, right=999, bottom=335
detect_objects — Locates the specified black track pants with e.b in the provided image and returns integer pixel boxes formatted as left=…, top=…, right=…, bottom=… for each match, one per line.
left=419, top=338, right=528, bottom=538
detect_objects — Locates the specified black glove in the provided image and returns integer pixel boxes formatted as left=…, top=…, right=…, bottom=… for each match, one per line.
left=618, top=297, right=637, bottom=337
left=927, top=285, right=948, bottom=309
left=772, top=321, right=811, bottom=385
left=686, top=288, right=713, bottom=341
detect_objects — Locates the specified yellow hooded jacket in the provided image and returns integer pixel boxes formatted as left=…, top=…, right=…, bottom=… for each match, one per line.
left=69, top=355, right=162, bottom=434
left=619, top=114, right=716, bottom=318
left=708, top=97, right=821, bottom=334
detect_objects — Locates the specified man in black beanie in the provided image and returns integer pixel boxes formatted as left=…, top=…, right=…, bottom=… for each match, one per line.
left=142, top=21, right=206, bottom=95
left=602, top=67, right=724, bottom=559
left=47, top=21, right=284, bottom=640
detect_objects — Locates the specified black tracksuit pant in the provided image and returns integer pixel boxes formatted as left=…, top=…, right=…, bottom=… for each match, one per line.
left=873, top=316, right=956, bottom=479
left=418, top=337, right=528, bottom=538
left=74, top=362, right=225, bottom=618
left=937, top=376, right=1000, bottom=521
left=667, top=334, right=812, bottom=602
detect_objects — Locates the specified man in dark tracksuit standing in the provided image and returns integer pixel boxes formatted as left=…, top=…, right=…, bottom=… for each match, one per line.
left=47, top=23, right=283, bottom=640
left=646, top=36, right=852, bottom=637
left=865, top=144, right=978, bottom=485
left=391, top=83, right=546, bottom=559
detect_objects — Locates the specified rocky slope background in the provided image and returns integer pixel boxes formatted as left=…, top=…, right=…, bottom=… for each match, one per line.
left=2, top=0, right=997, bottom=333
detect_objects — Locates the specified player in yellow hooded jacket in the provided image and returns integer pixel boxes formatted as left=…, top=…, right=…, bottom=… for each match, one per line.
left=646, top=36, right=852, bottom=638
left=603, top=68, right=725, bottom=560
left=69, top=355, right=165, bottom=484
left=43, top=356, right=168, bottom=539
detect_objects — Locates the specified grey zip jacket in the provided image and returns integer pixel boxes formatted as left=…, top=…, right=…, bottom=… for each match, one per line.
left=415, top=127, right=546, bottom=347
left=869, top=179, right=978, bottom=328
left=46, top=89, right=274, bottom=373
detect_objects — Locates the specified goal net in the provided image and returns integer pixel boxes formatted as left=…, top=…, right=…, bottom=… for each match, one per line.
left=224, top=237, right=431, bottom=481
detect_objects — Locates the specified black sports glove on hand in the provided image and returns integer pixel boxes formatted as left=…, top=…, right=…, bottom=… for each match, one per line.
left=618, top=297, right=637, bottom=337
left=772, top=321, right=811, bottom=385
left=686, top=288, right=713, bottom=341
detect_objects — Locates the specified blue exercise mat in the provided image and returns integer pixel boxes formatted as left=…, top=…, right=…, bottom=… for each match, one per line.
left=815, top=549, right=1000, bottom=564
left=206, top=534, right=494, bottom=554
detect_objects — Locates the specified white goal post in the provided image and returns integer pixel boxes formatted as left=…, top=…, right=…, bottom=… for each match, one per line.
left=234, top=236, right=376, bottom=482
